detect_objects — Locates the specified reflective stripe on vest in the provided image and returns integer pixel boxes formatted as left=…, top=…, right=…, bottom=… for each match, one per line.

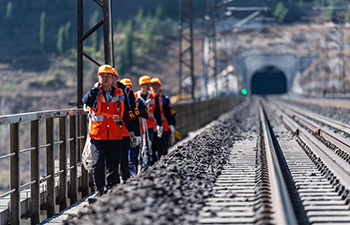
left=91, top=114, right=104, bottom=122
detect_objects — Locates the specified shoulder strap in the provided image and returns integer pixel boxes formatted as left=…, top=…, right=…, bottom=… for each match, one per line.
left=95, top=87, right=103, bottom=114
left=115, top=88, right=125, bottom=117
left=124, top=87, right=131, bottom=107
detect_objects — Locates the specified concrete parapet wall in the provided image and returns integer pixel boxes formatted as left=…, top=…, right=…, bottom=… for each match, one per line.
left=172, top=97, right=241, bottom=138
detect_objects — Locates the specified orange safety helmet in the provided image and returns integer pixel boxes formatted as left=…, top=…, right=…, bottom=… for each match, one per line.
left=139, top=75, right=151, bottom=86
left=97, top=65, right=113, bottom=75
left=112, top=68, right=119, bottom=78
left=120, top=78, right=133, bottom=87
left=150, top=77, right=161, bottom=86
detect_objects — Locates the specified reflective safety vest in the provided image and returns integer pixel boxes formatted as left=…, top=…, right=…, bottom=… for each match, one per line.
left=135, top=91, right=156, bottom=129
left=89, top=87, right=125, bottom=140
left=158, top=94, right=169, bottom=132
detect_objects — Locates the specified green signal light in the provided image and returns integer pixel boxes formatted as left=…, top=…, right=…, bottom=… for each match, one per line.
left=242, top=89, right=247, bottom=95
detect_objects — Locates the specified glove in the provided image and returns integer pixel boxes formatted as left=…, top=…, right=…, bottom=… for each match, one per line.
left=169, top=125, right=175, bottom=134
left=129, top=131, right=135, bottom=139
left=94, top=82, right=100, bottom=87
left=130, top=136, right=142, bottom=148
left=170, top=132, right=175, bottom=145
left=129, top=132, right=137, bottom=147
left=169, top=126, right=175, bottom=145
left=83, top=104, right=90, bottom=112
left=129, top=131, right=136, bottom=144
left=157, top=125, right=163, bottom=138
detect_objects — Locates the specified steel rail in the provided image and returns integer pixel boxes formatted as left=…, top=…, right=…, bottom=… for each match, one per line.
left=281, top=96, right=350, bottom=110
left=276, top=99, right=350, bottom=134
left=259, top=105, right=298, bottom=225
left=278, top=108, right=350, bottom=190
left=274, top=100, right=350, bottom=155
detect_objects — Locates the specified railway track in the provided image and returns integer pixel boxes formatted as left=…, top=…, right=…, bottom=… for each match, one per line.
left=66, top=98, right=350, bottom=224
left=281, top=96, right=350, bottom=110
left=198, top=100, right=350, bottom=224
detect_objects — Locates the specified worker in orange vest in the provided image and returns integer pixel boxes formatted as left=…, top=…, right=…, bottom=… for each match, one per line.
left=135, top=75, right=162, bottom=169
left=120, top=78, right=149, bottom=176
left=150, top=78, right=176, bottom=158
left=82, top=65, right=136, bottom=196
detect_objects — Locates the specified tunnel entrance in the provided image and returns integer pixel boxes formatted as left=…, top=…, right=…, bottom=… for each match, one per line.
left=251, top=66, right=287, bottom=94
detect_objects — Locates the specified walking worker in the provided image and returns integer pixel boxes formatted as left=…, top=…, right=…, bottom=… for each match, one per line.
left=112, top=71, right=139, bottom=182
left=150, top=77, right=176, bottom=157
left=82, top=65, right=135, bottom=196
left=120, top=78, right=149, bottom=176
left=135, top=75, right=162, bottom=168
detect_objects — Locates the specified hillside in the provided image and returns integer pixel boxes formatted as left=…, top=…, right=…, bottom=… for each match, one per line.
left=0, top=0, right=207, bottom=115
left=1, top=0, right=349, bottom=114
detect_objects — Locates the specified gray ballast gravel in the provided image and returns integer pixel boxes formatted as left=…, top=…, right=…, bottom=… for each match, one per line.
left=64, top=98, right=258, bottom=225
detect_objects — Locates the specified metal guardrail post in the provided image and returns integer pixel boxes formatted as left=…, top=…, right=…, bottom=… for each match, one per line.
left=30, top=120, right=40, bottom=225
left=80, top=114, right=89, bottom=196
left=75, top=0, right=114, bottom=107
left=77, top=0, right=83, bottom=107
left=46, top=118, right=55, bottom=217
left=10, top=123, right=20, bottom=225
left=103, top=0, right=111, bottom=65
left=69, top=115, right=78, bottom=204
left=59, top=117, right=67, bottom=211
left=178, top=0, right=195, bottom=99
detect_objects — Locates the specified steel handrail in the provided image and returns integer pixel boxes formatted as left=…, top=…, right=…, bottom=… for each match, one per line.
left=0, top=108, right=89, bottom=225
left=0, top=108, right=85, bottom=125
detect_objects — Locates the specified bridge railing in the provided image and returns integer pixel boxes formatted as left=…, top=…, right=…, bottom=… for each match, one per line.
left=0, top=109, right=90, bottom=225
left=173, top=96, right=241, bottom=137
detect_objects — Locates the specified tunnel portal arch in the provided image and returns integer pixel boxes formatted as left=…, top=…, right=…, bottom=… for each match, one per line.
left=251, top=66, right=287, bottom=94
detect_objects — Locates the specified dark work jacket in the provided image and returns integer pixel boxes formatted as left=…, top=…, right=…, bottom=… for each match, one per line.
left=159, top=94, right=176, bottom=127
left=137, top=98, right=149, bottom=119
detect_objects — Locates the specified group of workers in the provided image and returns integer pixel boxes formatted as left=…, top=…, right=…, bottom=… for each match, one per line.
left=82, top=64, right=176, bottom=197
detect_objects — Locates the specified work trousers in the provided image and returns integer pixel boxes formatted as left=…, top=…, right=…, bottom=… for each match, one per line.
left=120, top=137, right=130, bottom=181
left=128, top=144, right=139, bottom=177
left=152, top=130, right=170, bottom=161
left=91, top=139, right=120, bottom=192
left=141, top=129, right=154, bottom=169
left=161, top=130, right=170, bottom=156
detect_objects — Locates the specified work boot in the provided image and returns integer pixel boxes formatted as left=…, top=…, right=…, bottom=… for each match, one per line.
left=88, top=189, right=104, bottom=204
